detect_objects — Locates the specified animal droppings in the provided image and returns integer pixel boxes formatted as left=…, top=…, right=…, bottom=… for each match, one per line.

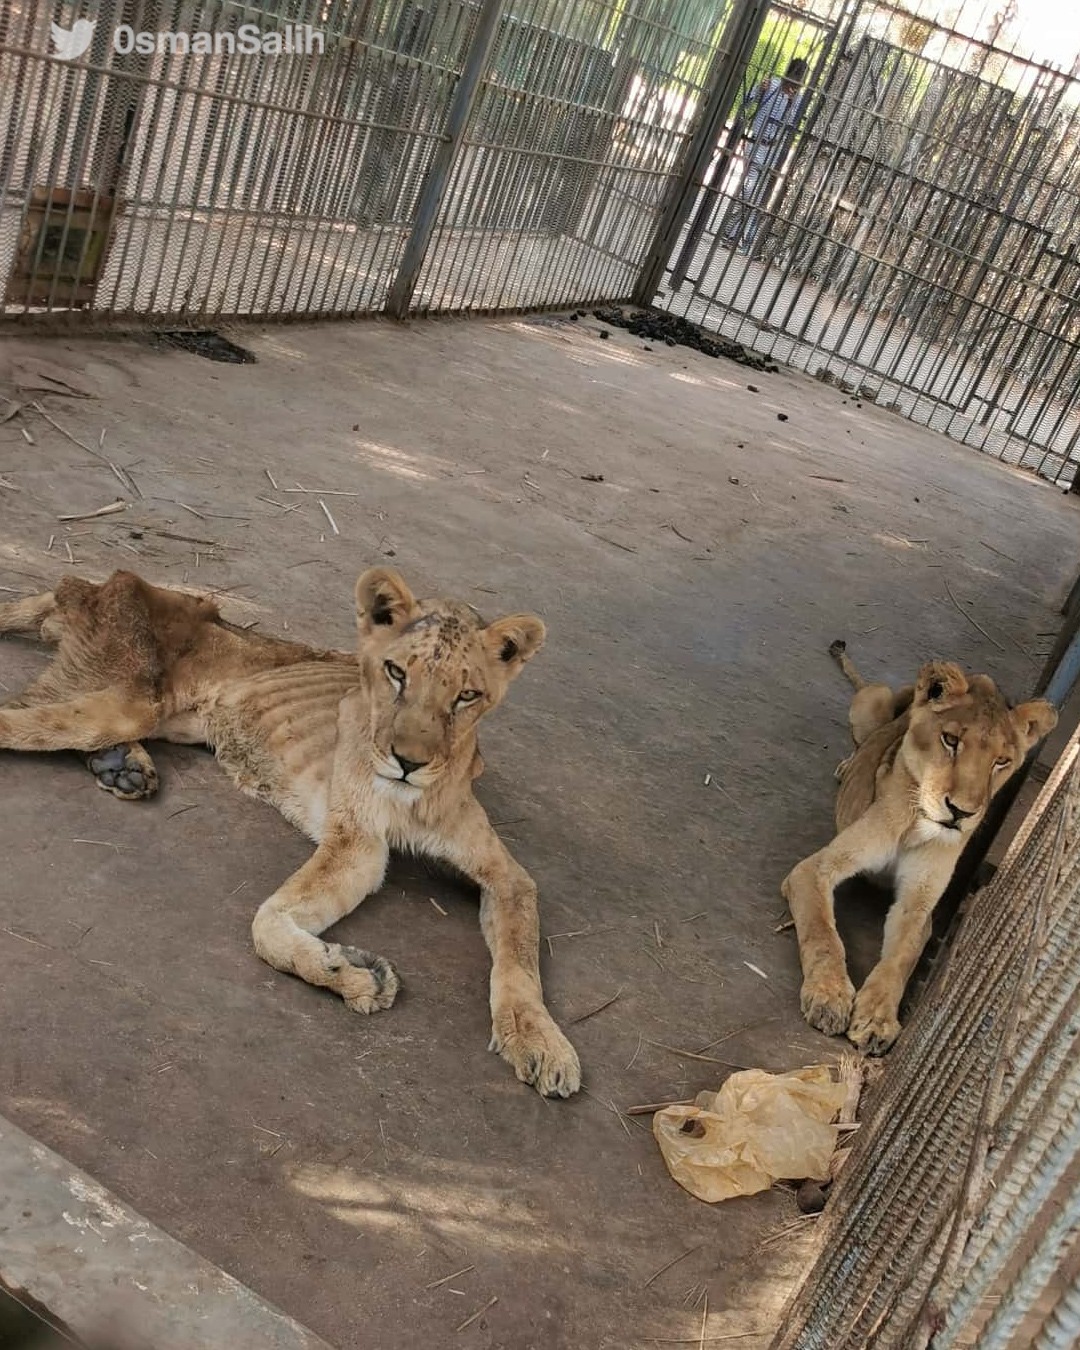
left=591, top=307, right=779, bottom=372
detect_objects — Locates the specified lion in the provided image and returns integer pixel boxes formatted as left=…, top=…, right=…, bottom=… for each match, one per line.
left=0, top=567, right=581, bottom=1098
left=781, top=640, right=1057, bottom=1055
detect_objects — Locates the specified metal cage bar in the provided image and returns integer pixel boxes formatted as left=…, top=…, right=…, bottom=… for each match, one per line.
left=650, top=0, right=1080, bottom=485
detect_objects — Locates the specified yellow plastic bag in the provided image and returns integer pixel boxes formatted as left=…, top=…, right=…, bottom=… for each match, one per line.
left=653, top=1066, right=848, bottom=1203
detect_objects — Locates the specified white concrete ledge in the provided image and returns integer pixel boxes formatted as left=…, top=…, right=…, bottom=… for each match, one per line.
left=0, top=1115, right=333, bottom=1350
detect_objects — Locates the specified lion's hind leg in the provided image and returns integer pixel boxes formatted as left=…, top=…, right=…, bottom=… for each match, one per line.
left=847, top=684, right=901, bottom=748
left=831, top=640, right=890, bottom=779
left=0, top=591, right=59, bottom=640
left=830, top=641, right=911, bottom=751
left=0, top=690, right=159, bottom=753
left=2, top=575, right=167, bottom=797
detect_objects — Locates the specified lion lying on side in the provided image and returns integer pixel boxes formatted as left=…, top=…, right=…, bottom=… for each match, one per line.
left=0, top=567, right=581, bottom=1098
left=782, top=641, right=1056, bottom=1055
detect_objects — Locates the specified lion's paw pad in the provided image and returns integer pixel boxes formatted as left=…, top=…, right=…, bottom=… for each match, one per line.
left=88, top=744, right=158, bottom=800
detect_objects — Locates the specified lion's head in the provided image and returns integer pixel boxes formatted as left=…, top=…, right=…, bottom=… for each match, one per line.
left=352, top=567, right=544, bottom=791
left=903, top=662, right=1056, bottom=838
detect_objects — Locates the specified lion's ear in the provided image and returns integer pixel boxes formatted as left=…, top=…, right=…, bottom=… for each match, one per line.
left=915, top=662, right=968, bottom=706
left=355, top=568, right=419, bottom=635
left=483, top=613, right=545, bottom=678
left=1012, top=699, right=1057, bottom=750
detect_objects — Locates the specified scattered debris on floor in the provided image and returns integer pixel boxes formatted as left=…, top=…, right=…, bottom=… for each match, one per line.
left=4, top=355, right=97, bottom=401
left=651, top=1059, right=864, bottom=1204
left=154, top=330, right=257, bottom=364
left=590, top=307, right=779, bottom=372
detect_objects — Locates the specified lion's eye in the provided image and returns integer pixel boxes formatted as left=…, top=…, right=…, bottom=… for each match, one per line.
left=994, top=757, right=1012, bottom=771
left=384, top=661, right=406, bottom=688
left=941, top=732, right=959, bottom=752
left=456, top=689, right=481, bottom=707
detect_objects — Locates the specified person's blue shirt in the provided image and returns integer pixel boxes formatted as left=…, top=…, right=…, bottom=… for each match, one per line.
left=749, top=75, right=804, bottom=159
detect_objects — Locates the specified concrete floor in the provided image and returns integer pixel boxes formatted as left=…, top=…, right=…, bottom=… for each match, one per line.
left=0, top=313, right=1075, bottom=1350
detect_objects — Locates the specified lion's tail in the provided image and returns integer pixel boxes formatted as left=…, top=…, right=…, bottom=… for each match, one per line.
left=829, top=638, right=867, bottom=691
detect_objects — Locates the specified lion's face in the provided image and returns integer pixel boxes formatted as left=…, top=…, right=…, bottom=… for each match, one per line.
left=352, top=567, right=544, bottom=792
left=903, top=662, right=1056, bottom=839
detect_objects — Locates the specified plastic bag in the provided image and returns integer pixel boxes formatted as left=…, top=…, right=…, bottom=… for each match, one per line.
left=653, top=1065, right=848, bottom=1203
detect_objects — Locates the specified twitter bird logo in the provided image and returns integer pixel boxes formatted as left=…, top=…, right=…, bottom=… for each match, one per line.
left=50, top=18, right=96, bottom=61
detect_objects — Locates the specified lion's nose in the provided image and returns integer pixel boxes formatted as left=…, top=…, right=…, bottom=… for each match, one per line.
left=945, top=797, right=975, bottom=822
left=393, top=750, right=428, bottom=778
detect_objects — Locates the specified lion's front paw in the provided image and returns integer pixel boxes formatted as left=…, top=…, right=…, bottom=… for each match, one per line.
left=801, top=972, right=856, bottom=1036
left=336, top=946, right=400, bottom=1014
left=848, top=987, right=901, bottom=1055
left=490, top=1005, right=581, bottom=1098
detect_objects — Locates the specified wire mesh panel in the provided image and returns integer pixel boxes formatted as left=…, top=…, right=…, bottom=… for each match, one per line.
left=0, top=0, right=475, bottom=317
left=0, top=0, right=753, bottom=320
left=409, top=0, right=743, bottom=313
left=655, top=0, right=1080, bottom=486
left=771, top=730, right=1080, bottom=1350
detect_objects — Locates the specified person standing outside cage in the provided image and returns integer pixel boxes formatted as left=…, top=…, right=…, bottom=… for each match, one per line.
left=723, top=57, right=809, bottom=254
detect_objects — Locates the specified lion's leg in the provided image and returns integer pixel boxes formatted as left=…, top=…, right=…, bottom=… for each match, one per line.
left=1, top=585, right=161, bottom=797
left=0, top=591, right=58, bottom=639
left=437, top=809, right=581, bottom=1098
left=848, top=684, right=903, bottom=747
left=782, top=805, right=898, bottom=1037
left=251, top=835, right=398, bottom=1014
left=0, top=691, right=159, bottom=752
left=847, top=851, right=954, bottom=1055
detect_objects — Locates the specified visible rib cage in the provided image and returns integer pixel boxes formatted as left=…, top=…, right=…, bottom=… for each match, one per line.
left=206, top=663, right=361, bottom=837
left=0, top=566, right=582, bottom=1098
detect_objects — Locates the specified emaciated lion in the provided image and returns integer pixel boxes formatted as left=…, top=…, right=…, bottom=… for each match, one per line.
left=782, top=641, right=1056, bottom=1055
left=0, top=567, right=581, bottom=1098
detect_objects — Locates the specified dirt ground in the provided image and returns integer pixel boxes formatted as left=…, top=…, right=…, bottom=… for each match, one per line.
left=0, top=313, right=1075, bottom=1350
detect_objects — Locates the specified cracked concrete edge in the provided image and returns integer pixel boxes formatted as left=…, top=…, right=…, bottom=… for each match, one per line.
left=0, top=1114, right=335, bottom=1350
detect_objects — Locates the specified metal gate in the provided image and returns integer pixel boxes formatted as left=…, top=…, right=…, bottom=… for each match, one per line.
left=650, top=0, right=1080, bottom=486
left=0, top=0, right=751, bottom=321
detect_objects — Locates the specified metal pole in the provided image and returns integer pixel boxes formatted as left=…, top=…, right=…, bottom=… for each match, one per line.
left=630, top=0, right=772, bottom=309
left=385, top=0, right=507, bottom=319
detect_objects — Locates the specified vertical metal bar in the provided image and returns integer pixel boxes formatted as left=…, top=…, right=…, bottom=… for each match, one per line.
left=975, top=1175, right=1080, bottom=1350
left=631, top=0, right=771, bottom=307
left=385, top=0, right=507, bottom=318
left=933, top=1076, right=1080, bottom=1346
left=1035, top=1267, right=1080, bottom=1350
